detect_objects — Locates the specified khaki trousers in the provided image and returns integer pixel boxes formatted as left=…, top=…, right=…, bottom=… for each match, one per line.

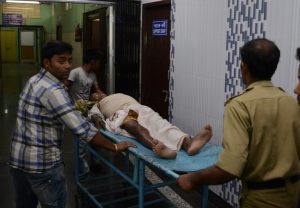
left=240, top=180, right=300, bottom=208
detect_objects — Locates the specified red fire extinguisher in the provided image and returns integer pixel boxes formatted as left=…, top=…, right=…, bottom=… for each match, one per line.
left=75, top=24, right=82, bottom=42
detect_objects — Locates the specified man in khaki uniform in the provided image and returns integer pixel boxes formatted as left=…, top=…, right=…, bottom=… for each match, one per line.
left=293, top=47, right=300, bottom=208
left=177, top=38, right=300, bottom=207
left=294, top=47, right=300, bottom=105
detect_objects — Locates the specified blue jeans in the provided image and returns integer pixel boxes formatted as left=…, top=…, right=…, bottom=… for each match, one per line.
left=11, top=163, right=67, bottom=208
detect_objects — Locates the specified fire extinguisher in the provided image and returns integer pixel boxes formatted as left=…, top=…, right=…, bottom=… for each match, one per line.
left=75, top=24, right=82, bottom=42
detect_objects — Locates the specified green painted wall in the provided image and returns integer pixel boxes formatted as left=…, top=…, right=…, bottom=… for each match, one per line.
left=0, top=3, right=52, bottom=32
left=0, top=2, right=105, bottom=66
left=25, top=4, right=52, bottom=33
left=0, top=3, right=104, bottom=34
left=62, top=4, right=83, bottom=32
left=55, top=3, right=103, bottom=33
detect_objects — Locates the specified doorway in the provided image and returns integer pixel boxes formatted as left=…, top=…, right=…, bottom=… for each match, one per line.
left=83, top=8, right=108, bottom=93
left=0, top=29, right=18, bottom=62
left=141, top=1, right=171, bottom=119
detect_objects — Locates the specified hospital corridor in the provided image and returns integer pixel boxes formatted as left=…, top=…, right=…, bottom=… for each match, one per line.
left=0, top=63, right=230, bottom=207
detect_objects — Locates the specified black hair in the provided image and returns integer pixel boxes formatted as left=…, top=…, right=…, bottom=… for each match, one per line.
left=297, top=47, right=300, bottom=61
left=240, top=38, right=280, bottom=80
left=42, top=40, right=73, bottom=63
left=82, top=48, right=104, bottom=64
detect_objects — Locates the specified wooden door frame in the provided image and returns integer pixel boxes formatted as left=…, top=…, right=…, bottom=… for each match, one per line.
left=83, top=8, right=104, bottom=52
left=83, top=6, right=115, bottom=94
left=143, top=0, right=170, bottom=8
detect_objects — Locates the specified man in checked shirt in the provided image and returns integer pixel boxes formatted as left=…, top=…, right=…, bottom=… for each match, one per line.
left=9, top=40, right=135, bottom=208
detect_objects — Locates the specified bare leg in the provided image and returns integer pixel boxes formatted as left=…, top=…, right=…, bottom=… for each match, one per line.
left=182, top=124, right=213, bottom=155
left=153, top=140, right=177, bottom=159
left=121, top=120, right=177, bottom=159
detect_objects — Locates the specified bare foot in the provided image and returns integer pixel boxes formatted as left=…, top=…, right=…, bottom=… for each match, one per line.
left=153, top=140, right=177, bottom=159
left=187, top=124, right=212, bottom=155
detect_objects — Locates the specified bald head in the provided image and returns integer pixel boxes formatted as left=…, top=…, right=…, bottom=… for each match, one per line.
left=240, top=38, right=280, bottom=80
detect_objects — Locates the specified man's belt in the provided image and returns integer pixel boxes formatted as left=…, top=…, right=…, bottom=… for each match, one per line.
left=247, top=175, right=300, bottom=190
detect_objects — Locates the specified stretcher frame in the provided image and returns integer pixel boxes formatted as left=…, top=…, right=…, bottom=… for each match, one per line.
left=74, top=129, right=221, bottom=208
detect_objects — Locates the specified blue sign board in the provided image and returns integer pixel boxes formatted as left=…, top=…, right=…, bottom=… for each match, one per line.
left=152, top=20, right=168, bottom=36
left=2, top=14, right=23, bottom=25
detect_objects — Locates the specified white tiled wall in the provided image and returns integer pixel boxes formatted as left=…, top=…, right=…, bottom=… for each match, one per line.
left=171, top=0, right=300, bottom=207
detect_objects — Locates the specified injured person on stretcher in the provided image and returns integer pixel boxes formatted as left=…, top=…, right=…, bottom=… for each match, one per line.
left=87, top=92, right=212, bottom=159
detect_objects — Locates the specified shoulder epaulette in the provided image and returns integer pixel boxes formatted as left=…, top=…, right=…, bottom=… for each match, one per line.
left=224, top=87, right=252, bottom=105
left=224, top=94, right=239, bottom=105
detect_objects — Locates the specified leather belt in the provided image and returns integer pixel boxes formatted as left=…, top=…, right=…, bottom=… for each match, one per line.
left=247, top=175, right=300, bottom=190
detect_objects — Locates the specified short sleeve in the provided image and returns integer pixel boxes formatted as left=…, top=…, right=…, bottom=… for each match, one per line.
left=68, top=68, right=77, bottom=82
left=216, top=100, right=251, bottom=177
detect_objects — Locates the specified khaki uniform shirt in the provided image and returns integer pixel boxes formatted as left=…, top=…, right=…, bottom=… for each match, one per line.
left=217, top=81, right=300, bottom=182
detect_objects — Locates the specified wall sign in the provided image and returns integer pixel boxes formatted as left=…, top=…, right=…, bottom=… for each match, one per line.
left=152, top=20, right=168, bottom=36
left=2, top=14, right=23, bottom=25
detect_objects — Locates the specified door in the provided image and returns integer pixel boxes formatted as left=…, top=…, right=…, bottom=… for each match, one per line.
left=83, top=8, right=108, bottom=93
left=0, top=29, right=18, bottom=62
left=141, top=1, right=171, bottom=119
left=20, top=29, right=36, bottom=63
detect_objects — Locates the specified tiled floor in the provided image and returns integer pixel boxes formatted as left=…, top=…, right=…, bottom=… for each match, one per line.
left=0, top=63, right=232, bottom=208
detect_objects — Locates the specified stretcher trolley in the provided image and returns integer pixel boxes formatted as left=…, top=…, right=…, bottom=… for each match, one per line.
left=74, top=129, right=222, bottom=208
